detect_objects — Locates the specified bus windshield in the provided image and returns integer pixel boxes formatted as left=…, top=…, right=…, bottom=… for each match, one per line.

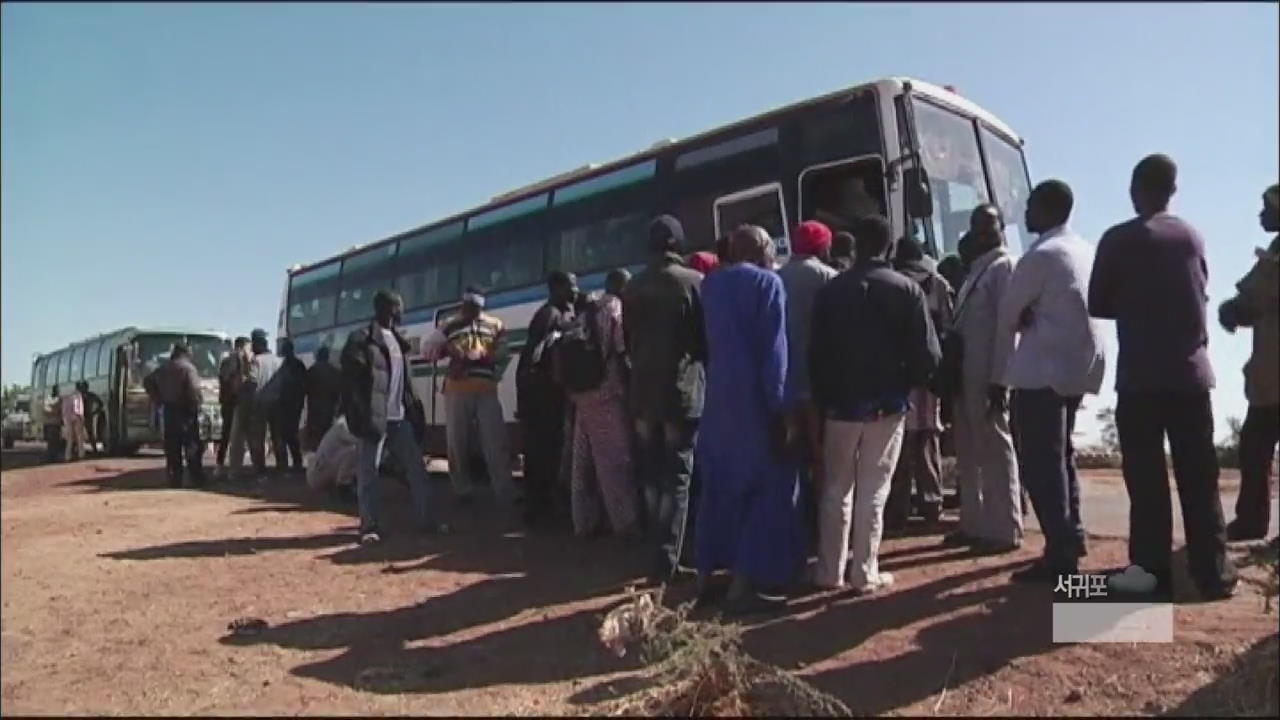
left=979, top=124, right=1033, bottom=253
left=911, top=97, right=1027, bottom=257
left=134, top=334, right=226, bottom=379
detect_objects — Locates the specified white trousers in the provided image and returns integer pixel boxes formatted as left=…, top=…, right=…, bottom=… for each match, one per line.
left=954, top=394, right=1023, bottom=545
left=815, top=413, right=906, bottom=588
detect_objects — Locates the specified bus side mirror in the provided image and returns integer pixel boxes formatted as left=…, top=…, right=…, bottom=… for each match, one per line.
left=903, top=167, right=934, bottom=219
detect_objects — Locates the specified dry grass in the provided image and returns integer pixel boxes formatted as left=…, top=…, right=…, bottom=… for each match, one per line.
left=585, top=589, right=850, bottom=717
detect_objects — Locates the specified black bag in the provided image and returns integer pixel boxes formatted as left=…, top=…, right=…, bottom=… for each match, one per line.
left=552, top=305, right=607, bottom=395
left=932, top=331, right=965, bottom=399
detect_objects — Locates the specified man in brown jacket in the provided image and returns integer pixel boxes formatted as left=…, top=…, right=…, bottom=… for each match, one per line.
left=145, top=343, right=205, bottom=488
left=1220, top=183, right=1280, bottom=542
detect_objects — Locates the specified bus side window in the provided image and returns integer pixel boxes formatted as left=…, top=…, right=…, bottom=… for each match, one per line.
left=799, top=156, right=887, bottom=235
left=55, top=351, right=69, bottom=386
left=97, top=340, right=114, bottom=378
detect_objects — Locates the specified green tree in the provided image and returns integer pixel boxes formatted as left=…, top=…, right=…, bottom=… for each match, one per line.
left=2, top=384, right=27, bottom=414
left=1095, top=406, right=1120, bottom=454
left=1217, top=416, right=1244, bottom=469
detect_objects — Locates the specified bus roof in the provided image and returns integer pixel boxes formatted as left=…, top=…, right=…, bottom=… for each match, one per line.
left=288, top=76, right=1022, bottom=277
left=33, top=326, right=229, bottom=359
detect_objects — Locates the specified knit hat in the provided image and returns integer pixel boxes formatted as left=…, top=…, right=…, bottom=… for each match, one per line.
left=793, top=220, right=833, bottom=256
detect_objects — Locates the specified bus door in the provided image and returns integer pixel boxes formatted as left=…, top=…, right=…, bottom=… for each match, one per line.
left=796, top=155, right=889, bottom=239
left=712, top=182, right=791, bottom=262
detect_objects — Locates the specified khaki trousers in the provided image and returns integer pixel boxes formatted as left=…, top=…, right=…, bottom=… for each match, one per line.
left=815, top=413, right=906, bottom=588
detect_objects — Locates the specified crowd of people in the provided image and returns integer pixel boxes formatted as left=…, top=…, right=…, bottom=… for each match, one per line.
left=140, top=153, right=1277, bottom=615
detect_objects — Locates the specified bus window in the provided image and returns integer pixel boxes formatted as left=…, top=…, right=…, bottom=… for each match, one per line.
left=799, top=156, right=887, bottom=235
left=69, top=345, right=84, bottom=381
left=399, top=223, right=462, bottom=310
left=461, top=234, right=544, bottom=294
left=553, top=211, right=649, bottom=276
left=549, top=163, right=656, bottom=275
left=288, top=261, right=341, bottom=335
left=97, top=339, right=114, bottom=378
left=979, top=124, right=1031, bottom=255
left=337, top=243, right=398, bottom=325
left=55, top=351, right=69, bottom=385
left=713, top=183, right=790, bottom=256
left=83, top=341, right=102, bottom=379
left=911, top=98, right=990, bottom=257
left=33, top=358, right=46, bottom=390
left=461, top=199, right=547, bottom=294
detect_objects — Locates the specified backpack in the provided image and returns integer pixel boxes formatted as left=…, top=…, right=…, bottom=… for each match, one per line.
left=552, top=304, right=607, bottom=395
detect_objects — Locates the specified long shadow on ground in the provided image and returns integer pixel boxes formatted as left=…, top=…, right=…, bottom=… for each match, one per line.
left=219, top=530, right=652, bottom=695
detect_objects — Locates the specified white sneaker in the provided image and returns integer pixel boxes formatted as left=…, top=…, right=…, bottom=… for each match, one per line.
left=359, top=531, right=382, bottom=546
left=851, top=571, right=895, bottom=596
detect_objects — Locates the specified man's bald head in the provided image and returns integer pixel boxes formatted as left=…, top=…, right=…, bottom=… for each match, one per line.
left=729, top=225, right=774, bottom=268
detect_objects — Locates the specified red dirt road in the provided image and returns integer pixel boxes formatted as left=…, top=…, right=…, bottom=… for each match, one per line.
left=2, top=447, right=1276, bottom=716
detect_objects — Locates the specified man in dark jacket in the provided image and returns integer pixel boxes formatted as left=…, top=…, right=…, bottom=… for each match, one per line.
left=271, top=338, right=307, bottom=473
left=304, top=345, right=343, bottom=452
left=1089, top=154, right=1237, bottom=600
left=809, top=215, right=941, bottom=593
left=516, top=272, right=579, bottom=526
left=341, top=289, right=440, bottom=544
left=144, top=344, right=206, bottom=488
left=623, top=214, right=707, bottom=583
left=887, top=235, right=954, bottom=531
left=217, top=336, right=249, bottom=474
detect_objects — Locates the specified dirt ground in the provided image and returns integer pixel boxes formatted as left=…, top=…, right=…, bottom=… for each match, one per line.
left=1, top=446, right=1276, bottom=717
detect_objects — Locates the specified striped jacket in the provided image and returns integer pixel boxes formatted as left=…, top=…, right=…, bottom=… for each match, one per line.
left=441, top=312, right=506, bottom=392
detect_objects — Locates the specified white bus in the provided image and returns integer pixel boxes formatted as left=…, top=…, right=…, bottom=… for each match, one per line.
left=30, top=327, right=230, bottom=457
left=278, top=77, right=1033, bottom=456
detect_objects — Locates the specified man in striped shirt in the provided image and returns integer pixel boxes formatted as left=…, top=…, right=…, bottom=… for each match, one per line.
left=441, top=287, right=518, bottom=508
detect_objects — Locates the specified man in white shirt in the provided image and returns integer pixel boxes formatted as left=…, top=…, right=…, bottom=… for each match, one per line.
left=947, top=207, right=1022, bottom=555
left=61, top=385, right=87, bottom=462
left=995, top=180, right=1106, bottom=583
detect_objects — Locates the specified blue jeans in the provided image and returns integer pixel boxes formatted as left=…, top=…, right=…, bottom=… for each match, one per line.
left=357, top=420, right=434, bottom=535
left=1013, top=389, right=1083, bottom=569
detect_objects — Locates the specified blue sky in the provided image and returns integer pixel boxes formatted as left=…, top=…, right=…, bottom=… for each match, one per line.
left=2, top=3, right=1276, bottom=442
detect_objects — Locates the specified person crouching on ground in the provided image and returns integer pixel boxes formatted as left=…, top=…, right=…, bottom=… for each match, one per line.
left=307, top=413, right=359, bottom=505
left=341, top=289, right=444, bottom=545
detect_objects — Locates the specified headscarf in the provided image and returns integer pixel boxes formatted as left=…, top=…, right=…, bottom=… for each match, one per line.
left=793, top=220, right=833, bottom=257
left=1265, top=183, right=1279, bottom=209
left=687, top=251, right=719, bottom=275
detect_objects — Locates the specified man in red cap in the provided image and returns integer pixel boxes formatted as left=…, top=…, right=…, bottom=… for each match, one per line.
left=778, top=220, right=839, bottom=552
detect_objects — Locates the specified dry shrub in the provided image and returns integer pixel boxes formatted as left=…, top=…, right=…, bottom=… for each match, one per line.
left=1238, top=541, right=1280, bottom=612
left=1176, top=543, right=1280, bottom=717
left=587, top=588, right=850, bottom=717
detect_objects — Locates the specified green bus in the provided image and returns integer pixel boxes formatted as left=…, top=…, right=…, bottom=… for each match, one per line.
left=30, top=327, right=230, bottom=457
